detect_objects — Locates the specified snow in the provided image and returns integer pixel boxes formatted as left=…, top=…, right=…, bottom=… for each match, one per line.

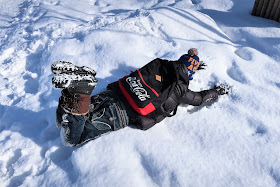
left=0, top=0, right=280, bottom=186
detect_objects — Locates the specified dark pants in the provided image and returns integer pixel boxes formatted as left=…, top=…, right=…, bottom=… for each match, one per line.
left=56, top=90, right=129, bottom=146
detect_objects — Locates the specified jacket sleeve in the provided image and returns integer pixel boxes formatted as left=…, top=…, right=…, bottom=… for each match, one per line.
left=163, top=82, right=219, bottom=109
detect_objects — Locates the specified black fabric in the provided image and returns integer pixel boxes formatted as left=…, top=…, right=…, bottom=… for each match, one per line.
left=107, top=60, right=190, bottom=130
left=108, top=79, right=220, bottom=131
left=108, top=59, right=220, bottom=130
left=118, top=58, right=179, bottom=115
left=171, top=83, right=219, bottom=106
left=133, top=108, right=166, bottom=130
left=67, top=80, right=96, bottom=95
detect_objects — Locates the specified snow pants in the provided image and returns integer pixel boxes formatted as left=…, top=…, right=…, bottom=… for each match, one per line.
left=56, top=90, right=129, bottom=146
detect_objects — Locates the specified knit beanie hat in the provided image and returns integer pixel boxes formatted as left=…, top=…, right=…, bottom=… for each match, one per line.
left=188, top=48, right=198, bottom=56
left=178, top=48, right=200, bottom=80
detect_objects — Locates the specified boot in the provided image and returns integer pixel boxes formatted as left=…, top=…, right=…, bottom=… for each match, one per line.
left=52, top=74, right=97, bottom=94
left=59, top=89, right=91, bottom=115
left=52, top=61, right=98, bottom=115
left=51, top=61, right=98, bottom=94
left=51, top=61, right=97, bottom=76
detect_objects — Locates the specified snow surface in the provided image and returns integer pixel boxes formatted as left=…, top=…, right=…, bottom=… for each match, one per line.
left=0, top=0, right=280, bottom=186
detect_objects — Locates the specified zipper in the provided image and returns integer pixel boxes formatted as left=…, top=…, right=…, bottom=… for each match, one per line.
left=137, top=69, right=159, bottom=97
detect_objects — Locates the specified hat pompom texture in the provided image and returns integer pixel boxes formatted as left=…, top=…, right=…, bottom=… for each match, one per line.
left=188, top=48, right=198, bottom=56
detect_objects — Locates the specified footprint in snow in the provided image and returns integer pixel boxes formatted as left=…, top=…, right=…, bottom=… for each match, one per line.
left=227, top=61, right=248, bottom=84
left=269, top=168, right=280, bottom=186
left=6, top=149, right=22, bottom=177
left=23, top=74, right=39, bottom=94
left=191, top=0, right=202, bottom=4
left=7, top=170, right=32, bottom=187
left=247, top=118, right=268, bottom=136
left=235, top=47, right=253, bottom=61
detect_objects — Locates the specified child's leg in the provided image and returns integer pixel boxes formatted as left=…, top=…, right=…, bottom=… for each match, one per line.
left=56, top=91, right=129, bottom=146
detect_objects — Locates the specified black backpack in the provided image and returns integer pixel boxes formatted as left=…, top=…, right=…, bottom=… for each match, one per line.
left=118, top=58, right=179, bottom=116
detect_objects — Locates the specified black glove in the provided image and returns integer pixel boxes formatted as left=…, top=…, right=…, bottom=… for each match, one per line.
left=197, top=61, right=207, bottom=70
left=214, top=83, right=230, bottom=95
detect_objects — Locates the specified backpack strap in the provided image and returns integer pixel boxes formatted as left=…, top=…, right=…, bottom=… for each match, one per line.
left=159, top=61, right=181, bottom=117
left=159, top=105, right=178, bottom=117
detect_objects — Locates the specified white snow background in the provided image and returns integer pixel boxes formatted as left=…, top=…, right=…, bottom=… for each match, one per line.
left=0, top=0, right=280, bottom=186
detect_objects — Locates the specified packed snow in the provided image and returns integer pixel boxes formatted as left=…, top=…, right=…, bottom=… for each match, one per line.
left=0, top=0, right=280, bottom=186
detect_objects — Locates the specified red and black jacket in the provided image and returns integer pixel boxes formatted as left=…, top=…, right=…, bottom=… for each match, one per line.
left=107, top=59, right=189, bottom=130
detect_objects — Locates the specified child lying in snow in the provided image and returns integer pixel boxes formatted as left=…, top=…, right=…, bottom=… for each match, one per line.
left=51, top=48, right=229, bottom=146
